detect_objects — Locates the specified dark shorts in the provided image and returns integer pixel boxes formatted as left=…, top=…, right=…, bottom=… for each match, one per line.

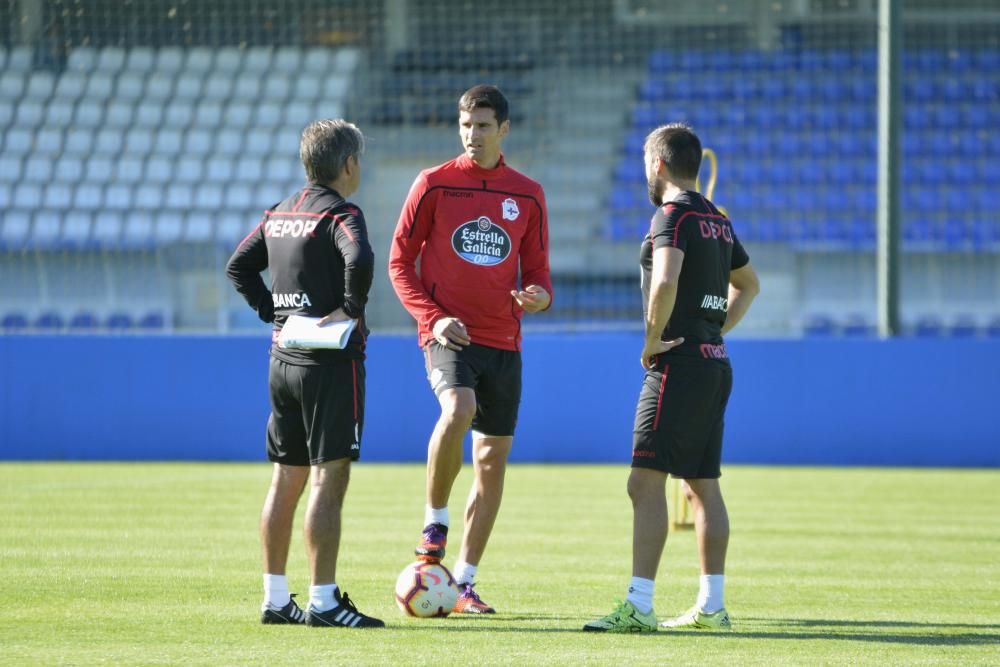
left=424, top=341, right=522, bottom=437
left=632, top=355, right=733, bottom=479
left=266, top=356, right=364, bottom=466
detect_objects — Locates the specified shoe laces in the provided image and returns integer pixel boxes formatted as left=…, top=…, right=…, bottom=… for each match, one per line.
left=422, top=523, right=446, bottom=543
left=337, top=591, right=359, bottom=614
left=460, top=583, right=484, bottom=603
left=607, top=600, right=631, bottom=620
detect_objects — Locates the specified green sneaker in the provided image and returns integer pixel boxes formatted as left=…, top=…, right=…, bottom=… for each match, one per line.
left=582, top=600, right=657, bottom=633
left=660, top=606, right=732, bottom=630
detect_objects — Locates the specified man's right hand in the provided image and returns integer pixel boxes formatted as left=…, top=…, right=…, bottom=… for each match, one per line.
left=432, top=317, right=471, bottom=351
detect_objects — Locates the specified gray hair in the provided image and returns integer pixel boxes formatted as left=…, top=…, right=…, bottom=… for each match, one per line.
left=299, top=119, right=365, bottom=184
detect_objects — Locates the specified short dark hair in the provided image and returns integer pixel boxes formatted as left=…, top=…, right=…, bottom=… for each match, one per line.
left=299, top=119, right=365, bottom=184
left=644, top=123, right=702, bottom=181
left=458, top=85, right=509, bottom=125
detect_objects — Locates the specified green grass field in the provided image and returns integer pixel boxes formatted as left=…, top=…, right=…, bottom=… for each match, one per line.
left=1, top=463, right=998, bottom=665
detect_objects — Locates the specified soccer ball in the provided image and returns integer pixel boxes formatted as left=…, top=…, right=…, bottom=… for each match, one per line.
left=394, top=561, right=458, bottom=618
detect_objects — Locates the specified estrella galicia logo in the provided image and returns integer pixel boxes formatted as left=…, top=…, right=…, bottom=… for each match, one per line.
left=451, top=216, right=511, bottom=266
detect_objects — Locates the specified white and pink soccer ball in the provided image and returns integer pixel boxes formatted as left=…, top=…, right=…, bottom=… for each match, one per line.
left=394, top=561, right=459, bottom=618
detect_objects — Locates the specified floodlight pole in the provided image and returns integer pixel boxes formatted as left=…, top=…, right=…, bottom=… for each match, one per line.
left=876, top=0, right=902, bottom=337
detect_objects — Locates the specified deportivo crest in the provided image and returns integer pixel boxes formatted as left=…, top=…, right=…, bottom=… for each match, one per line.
left=501, top=197, right=520, bottom=221
left=451, top=216, right=511, bottom=266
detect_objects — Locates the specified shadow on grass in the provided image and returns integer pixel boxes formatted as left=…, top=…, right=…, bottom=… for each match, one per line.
left=676, top=617, right=1000, bottom=646
left=383, top=615, right=1000, bottom=644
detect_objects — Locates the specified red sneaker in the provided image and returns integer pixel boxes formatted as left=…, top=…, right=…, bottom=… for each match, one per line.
left=414, top=522, right=448, bottom=562
left=453, top=583, right=496, bottom=614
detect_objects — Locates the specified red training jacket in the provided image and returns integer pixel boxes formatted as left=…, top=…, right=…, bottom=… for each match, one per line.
left=389, top=154, right=553, bottom=351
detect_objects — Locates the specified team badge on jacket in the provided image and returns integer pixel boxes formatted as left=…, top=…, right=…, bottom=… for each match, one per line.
left=502, top=198, right=520, bottom=221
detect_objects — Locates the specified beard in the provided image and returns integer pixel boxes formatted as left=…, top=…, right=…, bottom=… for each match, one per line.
left=647, top=176, right=663, bottom=207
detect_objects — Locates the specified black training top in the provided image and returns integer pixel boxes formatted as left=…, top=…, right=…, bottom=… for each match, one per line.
left=225, top=182, right=375, bottom=364
left=639, top=190, right=750, bottom=357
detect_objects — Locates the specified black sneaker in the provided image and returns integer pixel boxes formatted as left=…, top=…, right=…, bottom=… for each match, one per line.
left=260, top=594, right=307, bottom=625
left=306, top=590, right=385, bottom=628
left=415, top=522, right=448, bottom=562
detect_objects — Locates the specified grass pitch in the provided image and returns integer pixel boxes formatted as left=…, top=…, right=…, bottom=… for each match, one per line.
left=1, top=463, right=997, bottom=665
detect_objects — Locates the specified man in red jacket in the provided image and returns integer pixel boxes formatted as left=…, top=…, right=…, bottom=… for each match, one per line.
left=389, top=85, right=553, bottom=614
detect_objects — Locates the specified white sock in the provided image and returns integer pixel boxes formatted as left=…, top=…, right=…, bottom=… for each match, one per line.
left=309, top=583, right=339, bottom=612
left=453, top=560, right=477, bottom=586
left=697, top=574, right=725, bottom=613
left=425, top=504, right=449, bottom=527
left=262, top=573, right=290, bottom=609
left=625, top=576, right=655, bottom=615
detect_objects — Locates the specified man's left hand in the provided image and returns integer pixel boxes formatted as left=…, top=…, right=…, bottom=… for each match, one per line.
left=511, top=285, right=551, bottom=313
left=641, top=337, right=684, bottom=369
left=318, top=308, right=352, bottom=326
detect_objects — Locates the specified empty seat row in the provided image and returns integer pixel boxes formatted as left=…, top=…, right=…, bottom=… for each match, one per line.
left=0, top=153, right=304, bottom=186
left=0, top=98, right=344, bottom=134
left=646, top=48, right=1000, bottom=74
left=0, top=70, right=349, bottom=107
left=640, top=74, right=997, bottom=103
left=1, top=125, right=311, bottom=159
left=0, top=209, right=259, bottom=249
left=60, top=46, right=359, bottom=76
left=1, top=310, right=168, bottom=332
left=802, top=314, right=1000, bottom=338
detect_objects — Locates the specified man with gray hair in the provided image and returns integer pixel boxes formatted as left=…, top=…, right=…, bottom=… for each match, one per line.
left=226, top=118, right=383, bottom=629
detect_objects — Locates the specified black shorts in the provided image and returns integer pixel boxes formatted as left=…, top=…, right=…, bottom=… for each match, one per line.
left=266, top=356, right=364, bottom=466
left=424, top=341, right=522, bottom=437
left=632, top=355, right=733, bottom=479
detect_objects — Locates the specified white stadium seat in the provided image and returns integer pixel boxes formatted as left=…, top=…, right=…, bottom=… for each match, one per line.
left=54, top=156, right=84, bottom=181
left=62, top=211, right=92, bottom=244
left=96, top=47, right=126, bottom=73
left=84, top=156, right=114, bottom=182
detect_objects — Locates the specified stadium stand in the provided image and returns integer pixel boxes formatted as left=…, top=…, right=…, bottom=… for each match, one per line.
left=0, top=3, right=997, bottom=337
left=610, top=47, right=1000, bottom=252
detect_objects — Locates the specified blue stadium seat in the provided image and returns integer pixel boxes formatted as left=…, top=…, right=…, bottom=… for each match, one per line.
left=69, top=312, right=100, bottom=331
left=950, top=315, right=979, bottom=338
left=987, top=317, right=1000, bottom=338
left=614, top=159, right=643, bottom=183
left=138, top=312, right=166, bottom=330
left=913, top=315, right=944, bottom=337
left=101, top=312, right=130, bottom=332
left=842, top=314, right=873, bottom=337
left=55, top=156, right=86, bottom=183
left=2, top=312, right=29, bottom=331
left=802, top=314, right=836, bottom=337
left=34, top=311, right=64, bottom=331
